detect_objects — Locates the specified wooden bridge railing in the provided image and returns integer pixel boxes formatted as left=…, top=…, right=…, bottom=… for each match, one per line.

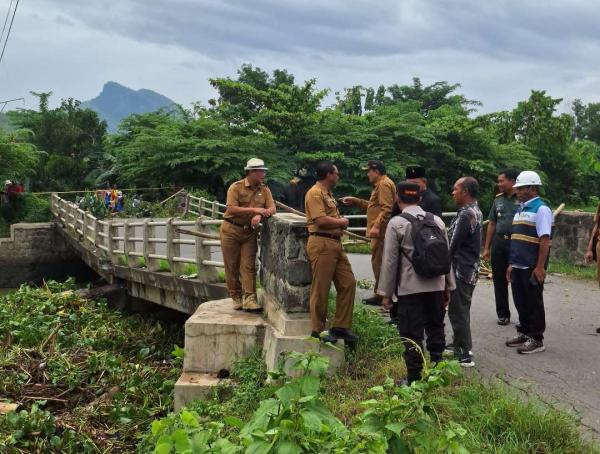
left=51, top=194, right=225, bottom=278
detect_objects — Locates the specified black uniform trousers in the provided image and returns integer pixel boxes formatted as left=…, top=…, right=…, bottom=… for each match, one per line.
left=510, top=268, right=546, bottom=341
left=396, top=291, right=445, bottom=381
left=491, top=235, right=511, bottom=319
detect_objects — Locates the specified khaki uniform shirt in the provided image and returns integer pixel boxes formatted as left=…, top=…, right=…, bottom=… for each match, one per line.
left=355, top=175, right=396, bottom=232
left=305, top=183, right=342, bottom=235
left=223, top=178, right=275, bottom=226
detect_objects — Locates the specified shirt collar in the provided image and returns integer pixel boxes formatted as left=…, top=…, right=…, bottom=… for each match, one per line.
left=403, top=204, right=424, bottom=216
left=244, top=178, right=262, bottom=189
left=522, top=196, right=540, bottom=207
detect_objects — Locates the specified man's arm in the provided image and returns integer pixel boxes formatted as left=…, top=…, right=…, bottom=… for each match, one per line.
left=585, top=223, right=598, bottom=264
left=448, top=212, right=471, bottom=257
left=314, top=216, right=349, bottom=229
left=532, top=205, right=553, bottom=283
left=482, top=221, right=496, bottom=261
left=342, top=196, right=368, bottom=211
left=377, top=222, right=400, bottom=301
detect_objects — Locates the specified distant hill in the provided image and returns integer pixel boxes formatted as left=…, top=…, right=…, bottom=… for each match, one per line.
left=81, top=81, right=176, bottom=132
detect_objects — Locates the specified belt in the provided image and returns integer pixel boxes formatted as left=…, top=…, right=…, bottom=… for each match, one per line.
left=309, top=232, right=341, bottom=241
left=224, top=218, right=251, bottom=230
left=496, top=234, right=511, bottom=240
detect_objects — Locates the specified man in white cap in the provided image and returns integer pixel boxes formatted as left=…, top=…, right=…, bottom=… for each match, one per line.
left=505, top=171, right=553, bottom=354
left=220, top=158, right=276, bottom=311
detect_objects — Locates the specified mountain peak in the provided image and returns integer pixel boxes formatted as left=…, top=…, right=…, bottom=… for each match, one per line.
left=82, top=82, right=176, bottom=132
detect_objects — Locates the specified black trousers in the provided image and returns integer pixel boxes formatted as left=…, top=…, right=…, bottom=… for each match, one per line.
left=448, top=279, right=475, bottom=357
left=510, top=268, right=546, bottom=341
left=491, top=235, right=511, bottom=319
left=397, top=291, right=445, bottom=381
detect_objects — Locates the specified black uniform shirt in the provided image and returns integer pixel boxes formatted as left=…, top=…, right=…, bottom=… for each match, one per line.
left=419, top=188, right=442, bottom=218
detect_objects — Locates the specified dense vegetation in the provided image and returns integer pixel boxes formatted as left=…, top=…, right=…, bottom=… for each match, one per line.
left=0, top=280, right=183, bottom=452
left=2, top=65, right=600, bottom=213
left=1, top=283, right=595, bottom=453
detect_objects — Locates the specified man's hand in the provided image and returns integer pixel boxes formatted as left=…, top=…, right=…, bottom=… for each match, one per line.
left=584, top=249, right=593, bottom=264
left=443, top=289, right=451, bottom=310
left=368, top=225, right=380, bottom=238
left=506, top=265, right=512, bottom=284
left=382, top=297, right=393, bottom=311
left=341, top=196, right=355, bottom=206
left=532, top=266, right=546, bottom=284
left=254, top=207, right=269, bottom=217
left=251, top=214, right=262, bottom=228
left=339, top=217, right=350, bottom=229
left=482, top=248, right=491, bottom=261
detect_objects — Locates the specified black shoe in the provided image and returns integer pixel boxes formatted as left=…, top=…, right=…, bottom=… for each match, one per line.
left=596, top=327, right=600, bottom=334
left=329, top=327, right=359, bottom=343
left=497, top=317, right=510, bottom=326
left=457, top=354, right=475, bottom=368
left=310, top=331, right=337, bottom=344
left=362, top=295, right=382, bottom=306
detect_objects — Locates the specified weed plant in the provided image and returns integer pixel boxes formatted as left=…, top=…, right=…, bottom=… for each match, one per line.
left=0, top=280, right=184, bottom=452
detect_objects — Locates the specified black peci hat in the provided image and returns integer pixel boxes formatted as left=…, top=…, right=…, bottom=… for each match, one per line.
left=361, top=160, right=386, bottom=174
left=405, top=165, right=426, bottom=179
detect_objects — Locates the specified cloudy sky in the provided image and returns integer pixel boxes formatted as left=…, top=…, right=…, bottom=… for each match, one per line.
left=1, top=0, right=599, bottom=113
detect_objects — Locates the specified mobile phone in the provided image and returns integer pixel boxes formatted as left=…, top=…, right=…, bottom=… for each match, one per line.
left=529, top=274, right=539, bottom=286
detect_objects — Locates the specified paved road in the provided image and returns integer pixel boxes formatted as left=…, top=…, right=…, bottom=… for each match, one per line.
left=348, top=253, right=600, bottom=437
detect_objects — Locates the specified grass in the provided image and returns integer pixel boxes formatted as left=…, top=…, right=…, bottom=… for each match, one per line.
left=343, top=242, right=371, bottom=254
left=140, top=296, right=598, bottom=453
left=548, top=258, right=597, bottom=280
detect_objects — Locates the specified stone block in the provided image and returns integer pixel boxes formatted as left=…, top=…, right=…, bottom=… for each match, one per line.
left=174, top=372, right=221, bottom=410
left=259, top=290, right=311, bottom=336
left=263, top=325, right=344, bottom=377
left=183, top=298, right=266, bottom=373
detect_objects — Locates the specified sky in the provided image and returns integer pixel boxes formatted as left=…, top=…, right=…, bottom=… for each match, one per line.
left=1, top=0, right=600, bottom=114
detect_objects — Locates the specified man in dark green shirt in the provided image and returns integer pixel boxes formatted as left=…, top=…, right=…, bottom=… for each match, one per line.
left=482, top=169, right=519, bottom=325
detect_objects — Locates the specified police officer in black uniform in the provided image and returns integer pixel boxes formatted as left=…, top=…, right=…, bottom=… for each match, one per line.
left=405, top=165, right=442, bottom=218
left=482, top=169, right=519, bottom=325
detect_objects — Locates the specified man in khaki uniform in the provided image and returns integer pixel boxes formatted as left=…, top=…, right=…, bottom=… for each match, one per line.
left=305, top=161, right=358, bottom=343
left=342, top=160, right=396, bottom=305
left=221, top=158, right=276, bottom=311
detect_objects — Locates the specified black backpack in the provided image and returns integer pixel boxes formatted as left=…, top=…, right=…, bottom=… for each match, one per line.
left=400, top=212, right=451, bottom=278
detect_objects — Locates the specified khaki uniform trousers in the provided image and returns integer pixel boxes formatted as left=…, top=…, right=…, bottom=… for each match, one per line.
left=596, top=241, right=600, bottom=287
left=306, top=235, right=356, bottom=332
left=370, top=236, right=384, bottom=293
left=220, top=221, right=258, bottom=300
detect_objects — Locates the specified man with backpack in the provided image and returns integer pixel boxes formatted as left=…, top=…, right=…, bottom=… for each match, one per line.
left=378, top=182, right=455, bottom=385
left=446, top=177, right=483, bottom=367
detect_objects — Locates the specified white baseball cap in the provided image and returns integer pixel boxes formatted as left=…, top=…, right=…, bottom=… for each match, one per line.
left=244, top=158, right=268, bottom=171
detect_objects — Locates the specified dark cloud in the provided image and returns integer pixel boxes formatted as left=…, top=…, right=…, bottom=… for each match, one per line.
left=2, top=0, right=600, bottom=113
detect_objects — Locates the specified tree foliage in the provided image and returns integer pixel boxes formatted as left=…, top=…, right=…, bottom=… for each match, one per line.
left=3, top=66, right=600, bottom=209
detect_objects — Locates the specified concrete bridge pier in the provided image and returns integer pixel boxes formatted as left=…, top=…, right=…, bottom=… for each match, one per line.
left=174, top=213, right=344, bottom=409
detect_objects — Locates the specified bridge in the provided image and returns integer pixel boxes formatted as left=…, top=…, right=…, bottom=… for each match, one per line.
left=49, top=192, right=348, bottom=408
left=50, top=193, right=231, bottom=314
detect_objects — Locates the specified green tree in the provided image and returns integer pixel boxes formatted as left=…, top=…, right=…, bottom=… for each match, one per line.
left=8, top=93, right=107, bottom=191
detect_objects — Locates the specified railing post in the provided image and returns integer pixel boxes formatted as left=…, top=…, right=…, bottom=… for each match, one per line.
left=106, top=220, right=117, bottom=265
left=122, top=219, right=137, bottom=267
left=143, top=219, right=159, bottom=272
left=91, top=217, right=98, bottom=248
left=166, top=218, right=184, bottom=275
left=195, top=217, right=219, bottom=283
left=82, top=211, right=89, bottom=246
left=211, top=201, right=218, bottom=219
